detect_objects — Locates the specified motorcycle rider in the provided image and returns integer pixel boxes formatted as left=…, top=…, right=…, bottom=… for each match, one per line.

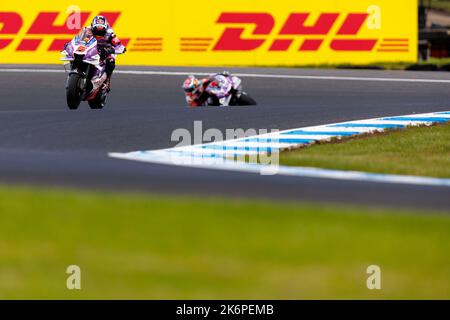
left=66, top=15, right=126, bottom=90
left=182, top=71, right=231, bottom=107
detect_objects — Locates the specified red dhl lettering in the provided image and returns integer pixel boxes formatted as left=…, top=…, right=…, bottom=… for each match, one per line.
left=0, top=11, right=408, bottom=54
left=0, top=11, right=122, bottom=51
left=0, top=12, right=23, bottom=34
left=213, top=12, right=378, bottom=52
left=28, top=11, right=120, bottom=34
left=213, top=13, right=274, bottom=51
left=0, top=12, right=22, bottom=50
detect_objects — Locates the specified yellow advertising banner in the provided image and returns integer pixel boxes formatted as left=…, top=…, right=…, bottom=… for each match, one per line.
left=0, top=0, right=417, bottom=66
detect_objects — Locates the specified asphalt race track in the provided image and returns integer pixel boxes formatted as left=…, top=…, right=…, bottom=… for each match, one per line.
left=0, top=65, right=449, bottom=211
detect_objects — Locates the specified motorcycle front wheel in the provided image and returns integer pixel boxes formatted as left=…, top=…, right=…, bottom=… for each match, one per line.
left=66, top=73, right=83, bottom=110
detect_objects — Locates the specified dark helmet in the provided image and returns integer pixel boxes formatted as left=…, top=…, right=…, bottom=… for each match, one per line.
left=91, top=15, right=109, bottom=37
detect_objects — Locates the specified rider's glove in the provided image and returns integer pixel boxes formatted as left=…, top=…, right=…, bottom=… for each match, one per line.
left=99, top=48, right=107, bottom=60
left=100, top=46, right=115, bottom=60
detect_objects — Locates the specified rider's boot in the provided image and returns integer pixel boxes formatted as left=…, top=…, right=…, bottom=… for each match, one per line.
left=103, top=74, right=111, bottom=93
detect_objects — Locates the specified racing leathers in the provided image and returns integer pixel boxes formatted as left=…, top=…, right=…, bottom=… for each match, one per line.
left=185, top=77, right=211, bottom=107
left=65, top=27, right=126, bottom=87
left=185, top=72, right=231, bottom=107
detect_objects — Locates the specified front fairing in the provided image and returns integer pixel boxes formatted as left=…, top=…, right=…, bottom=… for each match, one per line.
left=206, top=75, right=233, bottom=99
left=61, top=29, right=102, bottom=69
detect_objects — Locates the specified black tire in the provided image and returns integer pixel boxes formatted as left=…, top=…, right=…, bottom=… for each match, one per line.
left=88, top=91, right=105, bottom=109
left=66, top=73, right=82, bottom=110
left=237, top=93, right=257, bottom=106
left=207, top=95, right=220, bottom=106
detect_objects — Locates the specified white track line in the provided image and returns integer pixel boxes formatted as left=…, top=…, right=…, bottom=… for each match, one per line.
left=0, top=68, right=450, bottom=83
left=109, top=111, right=450, bottom=187
left=109, top=152, right=450, bottom=187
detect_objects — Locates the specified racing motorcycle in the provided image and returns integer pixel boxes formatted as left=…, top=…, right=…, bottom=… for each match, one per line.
left=60, top=29, right=124, bottom=110
left=204, top=74, right=257, bottom=107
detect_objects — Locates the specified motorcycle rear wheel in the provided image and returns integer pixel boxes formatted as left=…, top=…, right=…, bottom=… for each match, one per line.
left=66, top=73, right=82, bottom=110
left=236, top=93, right=257, bottom=106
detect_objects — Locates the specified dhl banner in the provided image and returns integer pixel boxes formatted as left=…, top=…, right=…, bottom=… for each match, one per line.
left=0, top=0, right=417, bottom=66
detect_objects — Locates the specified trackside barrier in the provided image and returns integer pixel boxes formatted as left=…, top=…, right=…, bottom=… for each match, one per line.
left=0, top=0, right=417, bottom=66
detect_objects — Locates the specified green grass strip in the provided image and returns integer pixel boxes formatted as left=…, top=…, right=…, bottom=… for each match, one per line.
left=0, top=185, right=449, bottom=299
left=280, top=124, right=450, bottom=178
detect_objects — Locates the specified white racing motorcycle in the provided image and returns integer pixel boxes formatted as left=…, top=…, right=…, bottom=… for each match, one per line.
left=60, top=28, right=125, bottom=110
left=204, top=73, right=257, bottom=107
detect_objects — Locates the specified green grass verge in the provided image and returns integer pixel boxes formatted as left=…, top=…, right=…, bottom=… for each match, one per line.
left=258, top=58, right=450, bottom=70
left=432, top=0, right=450, bottom=13
left=0, top=185, right=449, bottom=299
left=363, top=58, right=450, bottom=70
left=280, top=123, right=450, bottom=178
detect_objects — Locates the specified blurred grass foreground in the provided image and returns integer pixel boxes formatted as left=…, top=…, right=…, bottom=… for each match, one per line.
left=0, top=186, right=449, bottom=299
